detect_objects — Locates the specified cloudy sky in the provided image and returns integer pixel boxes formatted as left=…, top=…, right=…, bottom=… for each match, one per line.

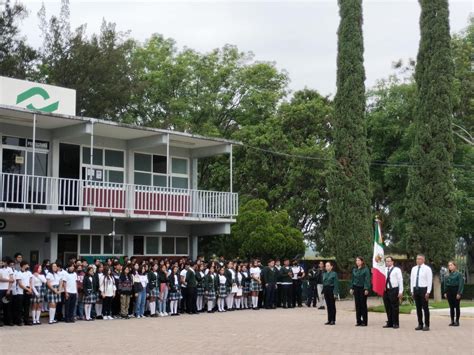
left=19, top=0, right=473, bottom=96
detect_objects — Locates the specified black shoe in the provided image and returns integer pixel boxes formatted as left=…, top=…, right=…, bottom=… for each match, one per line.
left=383, top=324, right=393, bottom=328
left=355, top=323, right=362, bottom=326
left=454, top=322, right=459, bottom=327
left=449, top=322, right=455, bottom=326
left=324, top=321, right=331, bottom=325
left=318, top=306, right=325, bottom=310
left=329, top=321, right=335, bottom=325
left=422, top=326, right=430, bottom=331
left=361, top=324, right=367, bottom=327
left=415, top=325, right=423, bottom=331
left=393, top=325, right=399, bottom=329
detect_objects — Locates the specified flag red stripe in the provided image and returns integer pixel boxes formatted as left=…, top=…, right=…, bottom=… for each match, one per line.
left=371, top=267, right=386, bottom=296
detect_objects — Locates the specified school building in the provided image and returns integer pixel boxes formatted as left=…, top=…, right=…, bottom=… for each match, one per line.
left=0, top=76, right=238, bottom=265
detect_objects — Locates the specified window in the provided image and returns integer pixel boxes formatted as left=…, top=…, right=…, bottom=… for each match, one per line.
left=78, top=234, right=124, bottom=255
left=91, top=235, right=101, bottom=254
left=134, top=153, right=167, bottom=187
left=161, top=237, right=175, bottom=255
left=133, top=236, right=144, bottom=255
left=80, top=235, right=90, bottom=254
left=146, top=237, right=159, bottom=254
left=82, top=147, right=125, bottom=183
left=171, top=157, right=188, bottom=189
left=1, top=135, right=49, bottom=176
left=132, top=236, right=189, bottom=255
left=176, top=238, right=188, bottom=255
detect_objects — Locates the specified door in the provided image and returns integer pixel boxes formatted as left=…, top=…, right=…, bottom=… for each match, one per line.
left=59, top=144, right=80, bottom=209
left=58, top=234, right=78, bottom=265
left=1, top=148, right=26, bottom=207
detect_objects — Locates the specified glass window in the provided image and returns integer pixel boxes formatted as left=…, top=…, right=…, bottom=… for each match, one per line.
left=2, top=136, right=26, bottom=147
left=105, top=150, right=124, bottom=168
left=113, top=236, right=123, bottom=254
left=135, top=153, right=151, bottom=172
left=176, top=238, right=188, bottom=255
left=83, top=147, right=103, bottom=166
left=133, top=236, right=144, bottom=255
left=26, top=152, right=48, bottom=176
left=146, top=237, right=159, bottom=254
left=91, top=235, right=101, bottom=254
left=80, top=235, right=90, bottom=254
left=153, top=155, right=167, bottom=174
left=172, top=158, right=187, bottom=174
left=171, top=177, right=188, bottom=189
left=162, top=237, right=174, bottom=254
left=107, top=170, right=124, bottom=183
left=2, top=149, right=26, bottom=174
left=103, top=235, right=113, bottom=254
left=134, top=172, right=151, bottom=186
left=153, top=175, right=167, bottom=187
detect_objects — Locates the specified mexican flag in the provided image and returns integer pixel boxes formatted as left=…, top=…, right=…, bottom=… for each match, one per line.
left=371, top=218, right=386, bottom=296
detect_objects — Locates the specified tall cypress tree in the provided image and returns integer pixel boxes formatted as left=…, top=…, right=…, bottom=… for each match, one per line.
left=326, top=0, right=372, bottom=271
left=404, top=0, right=457, bottom=270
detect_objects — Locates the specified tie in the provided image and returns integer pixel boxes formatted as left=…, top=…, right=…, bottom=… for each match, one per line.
left=415, top=265, right=421, bottom=288
left=386, top=267, right=393, bottom=289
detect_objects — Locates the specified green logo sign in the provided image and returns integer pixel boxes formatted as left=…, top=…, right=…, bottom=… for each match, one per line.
left=16, top=87, right=59, bottom=113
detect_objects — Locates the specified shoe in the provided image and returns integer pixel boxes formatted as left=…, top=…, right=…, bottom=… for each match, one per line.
left=449, top=322, right=455, bottom=326
left=361, top=324, right=367, bottom=327
left=355, top=324, right=362, bottom=326
left=422, top=326, right=430, bottom=331
left=454, top=322, right=460, bottom=327
left=318, top=306, right=325, bottom=310
left=415, top=325, right=423, bottom=331
left=324, top=321, right=331, bottom=325
left=163, top=312, right=168, bottom=316
left=48, top=321, right=55, bottom=324
left=383, top=325, right=393, bottom=328
left=393, top=325, right=399, bottom=329
left=329, top=321, right=335, bottom=325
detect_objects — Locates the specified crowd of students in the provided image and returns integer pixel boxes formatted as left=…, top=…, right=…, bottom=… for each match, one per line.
left=0, top=253, right=332, bottom=326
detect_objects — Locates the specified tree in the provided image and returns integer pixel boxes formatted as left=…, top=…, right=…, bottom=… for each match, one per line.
left=0, top=0, right=37, bottom=78
left=404, top=0, right=457, bottom=299
left=326, top=0, right=372, bottom=271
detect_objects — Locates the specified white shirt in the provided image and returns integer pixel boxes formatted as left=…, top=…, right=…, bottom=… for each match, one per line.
left=139, top=274, right=148, bottom=288
left=58, top=269, right=68, bottom=292
left=385, top=266, right=403, bottom=293
left=100, top=275, right=116, bottom=297
left=410, top=264, right=433, bottom=293
left=229, top=269, right=236, bottom=282
left=250, top=267, right=261, bottom=280
left=15, top=270, right=32, bottom=295
left=46, top=272, right=61, bottom=287
left=218, top=275, right=227, bottom=285
left=180, top=269, right=188, bottom=288
left=32, top=274, right=46, bottom=296
left=64, top=272, right=78, bottom=294
left=291, top=266, right=303, bottom=280
left=0, top=267, right=13, bottom=290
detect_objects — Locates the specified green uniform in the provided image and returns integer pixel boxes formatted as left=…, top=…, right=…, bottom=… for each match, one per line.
left=350, top=267, right=371, bottom=290
left=279, top=266, right=293, bottom=283
left=262, top=266, right=278, bottom=284
left=443, top=271, right=464, bottom=294
left=323, top=271, right=339, bottom=295
left=186, top=269, right=197, bottom=287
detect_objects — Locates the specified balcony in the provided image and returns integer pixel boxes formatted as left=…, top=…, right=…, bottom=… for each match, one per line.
left=0, top=172, right=238, bottom=220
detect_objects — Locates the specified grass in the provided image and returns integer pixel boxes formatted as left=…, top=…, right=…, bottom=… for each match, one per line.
left=368, top=300, right=474, bottom=314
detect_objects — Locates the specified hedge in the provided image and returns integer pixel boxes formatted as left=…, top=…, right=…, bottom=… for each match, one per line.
left=463, top=284, right=474, bottom=300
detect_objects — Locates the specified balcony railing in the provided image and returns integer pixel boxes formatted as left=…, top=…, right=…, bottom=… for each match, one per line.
left=0, top=172, right=238, bottom=219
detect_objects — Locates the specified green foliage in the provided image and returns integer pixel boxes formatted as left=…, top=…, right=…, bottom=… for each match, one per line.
left=404, top=0, right=457, bottom=269
left=326, top=0, right=372, bottom=271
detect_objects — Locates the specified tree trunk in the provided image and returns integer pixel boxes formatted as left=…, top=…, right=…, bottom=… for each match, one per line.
left=433, top=273, right=442, bottom=302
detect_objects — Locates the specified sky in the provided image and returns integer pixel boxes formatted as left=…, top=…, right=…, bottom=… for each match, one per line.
left=18, top=0, right=473, bottom=96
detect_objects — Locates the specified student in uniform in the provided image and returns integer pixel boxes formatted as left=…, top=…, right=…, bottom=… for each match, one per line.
left=443, top=261, right=464, bottom=327
left=279, top=259, right=293, bottom=308
left=203, top=265, right=217, bottom=313
left=13, top=260, right=33, bottom=326
left=249, top=260, right=262, bottom=310
left=274, top=259, right=282, bottom=308
left=100, top=266, right=116, bottom=320
left=291, top=260, right=305, bottom=308
left=306, top=263, right=319, bottom=307
left=45, top=262, right=62, bottom=324
left=75, top=263, right=85, bottom=320
left=316, top=261, right=326, bottom=309
left=224, top=261, right=237, bottom=311
left=111, top=262, right=122, bottom=318
left=158, top=264, right=169, bottom=317
left=31, top=264, right=46, bottom=324
left=168, top=265, right=181, bottom=316
left=234, top=264, right=244, bottom=310
left=56, top=263, right=67, bottom=322
left=147, top=263, right=159, bottom=317
left=93, top=263, right=104, bottom=320
left=410, top=254, right=432, bottom=331
left=179, top=263, right=189, bottom=314
left=63, top=262, right=78, bottom=323
left=118, top=265, right=133, bottom=319
left=83, top=266, right=97, bottom=321
left=349, top=256, right=371, bottom=326
left=241, top=264, right=250, bottom=309
left=0, top=257, right=14, bottom=326
left=196, top=264, right=205, bottom=312
left=322, top=261, right=339, bottom=325
left=262, top=259, right=277, bottom=309
left=134, top=265, right=148, bottom=319
left=185, top=262, right=198, bottom=314
left=382, top=256, right=403, bottom=329
left=217, top=267, right=228, bottom=312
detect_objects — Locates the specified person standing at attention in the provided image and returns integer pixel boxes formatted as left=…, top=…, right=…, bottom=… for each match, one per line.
left=382, top=256, right=403, bottom=329
left=349, top=256, right=371, bottom=326
left=323, top=261, right=339, bottom=325
left=410, top=254, right=432, bottom=331
left=443, top=261, right=464, bottom=327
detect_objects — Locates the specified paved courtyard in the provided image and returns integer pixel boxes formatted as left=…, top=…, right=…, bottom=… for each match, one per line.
left=0, top=299, right=472, bottom=354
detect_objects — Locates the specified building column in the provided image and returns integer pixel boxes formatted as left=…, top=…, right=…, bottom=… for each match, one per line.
left=50, top=232, right=58, bottom=262
left=126, top=234, right=134, bottom=257
left=191, top=236, right=198, bottom=260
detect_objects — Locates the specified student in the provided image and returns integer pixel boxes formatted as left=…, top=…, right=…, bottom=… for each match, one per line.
left=316, top=261, right=326, bottom=309
left=443, top=261, right=464, bottom=327
left=158, top=264, right=169, bottom=317
left=118, top=265, right=133, bottom=319
left=100, top=266, right=116, bottom=320
left=45, top=262, right=61, bottom=324
left=306, top=263, right=319, bottom=307
left=147, top=263, right=159, bottom=317
left=168, top=265, right=181, bottom=316
left=217, top=267, right=228, bottom=312
left=249, top=260, right=262, bottom=310
left=94, top=263, right=104, bottom=320
left=13, top=260, right=33, bottom=326
left=234, top=264, right=244, bottom=310
left=0, top=257, right=14, bottom=326
left=224, top=261, right=237, bottom=311
left=349, top=256, right=371, bottom=326
left=185, top=262, right=198, bottom=314
left=31, top=264, right=46, bottom=324
left=111, top=262, right=122, bottom=318
left=203, top=265, right=217, bottom=313
left=75, top=264, right=85, bottom=321
left=63, top=262, right=78, bottom=323
left=279, top=259, right=293, bottom=309
left=291, top=260, right=305, bottom=308
left=323, top=261, right=339, bottom=325
left=410, top=254, right=433, bottom=331
left=134, top=265, right=148, bottom=318
left=262, top=259, right=277, bottom=309
left=241, top=264, right=250, bottom=309
left=196, top=264, right=205, bottom=312
left=274, top=259, right=282, bottom=308
left=179, top=263, right=188, bottom=314
left=83, top=266, right=97, bottom=321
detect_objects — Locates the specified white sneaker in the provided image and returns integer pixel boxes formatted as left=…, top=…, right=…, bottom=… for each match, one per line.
left=158, top=312, right=163, bottom=317
left=163, top=312, right=168, bottom=316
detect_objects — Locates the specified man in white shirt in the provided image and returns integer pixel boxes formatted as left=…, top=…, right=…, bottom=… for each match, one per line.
left=382, top=256, right=403, bottom=329
left=180, top=264, right=189, bottom=313
left=0, top=258, right=15, bottom=326
left=63, top=263, right=78, bottom=323
left=410, top=254, right=433, bottom=331
left=291, top=260, right=305, bottom=307
left=13, top=261, right=33, bottom=326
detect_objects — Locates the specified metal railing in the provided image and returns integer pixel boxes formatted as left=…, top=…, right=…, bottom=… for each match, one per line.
left=0, top=172, right=238, bottom=218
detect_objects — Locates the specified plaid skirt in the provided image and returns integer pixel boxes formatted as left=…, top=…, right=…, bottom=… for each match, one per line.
left=243, top=282, right=250, bottom=294
left=32, top=285, right=46, bottom=304
left=83, top=291, right=98, bottom=304
left=196, top=286, right=204, bottom=296
left=218, top=284, right=228, bottom=297
left=169, top=289, right=181, bottom=301
left=250, top=279, right=263, bottom=292
left=45, top=285, right=60, bottom=304
left=205, top=289, right=216, bottom=301
left=148, top=287, right=160, bottom=298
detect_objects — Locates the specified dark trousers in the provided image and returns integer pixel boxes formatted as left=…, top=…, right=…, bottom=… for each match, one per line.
left=0, top=290, right=13, bottom=325
left=186, top=287, right=197, bottom=313
left=103, top=296, right=113, bottom=316
left=446, top=287, right=460, bottom=323
left=180, top=287, right=188, bottom=313
left=383, top=287, right=399, bottom=326
left=413, top=287, right=430, bottom=326
left=292, top=279, right=302, bottom=307
left=323, top=286, right=336, bottom=322
left=56, top=293, right=64, bottom=321
left=265, top=283, right=276, bottom=308
left=281, top=284, right=293, bottom=308
left=353, top=286, right=368, bottom=325
left=306, top=284, right=318, bottom=307
left=13, top=294, right=24, bottom=324
left=276, top=284, right=282, bottom=307
left=65, top=293, right=77, bottom=321
left=112, top=293, right=121, bottom=316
